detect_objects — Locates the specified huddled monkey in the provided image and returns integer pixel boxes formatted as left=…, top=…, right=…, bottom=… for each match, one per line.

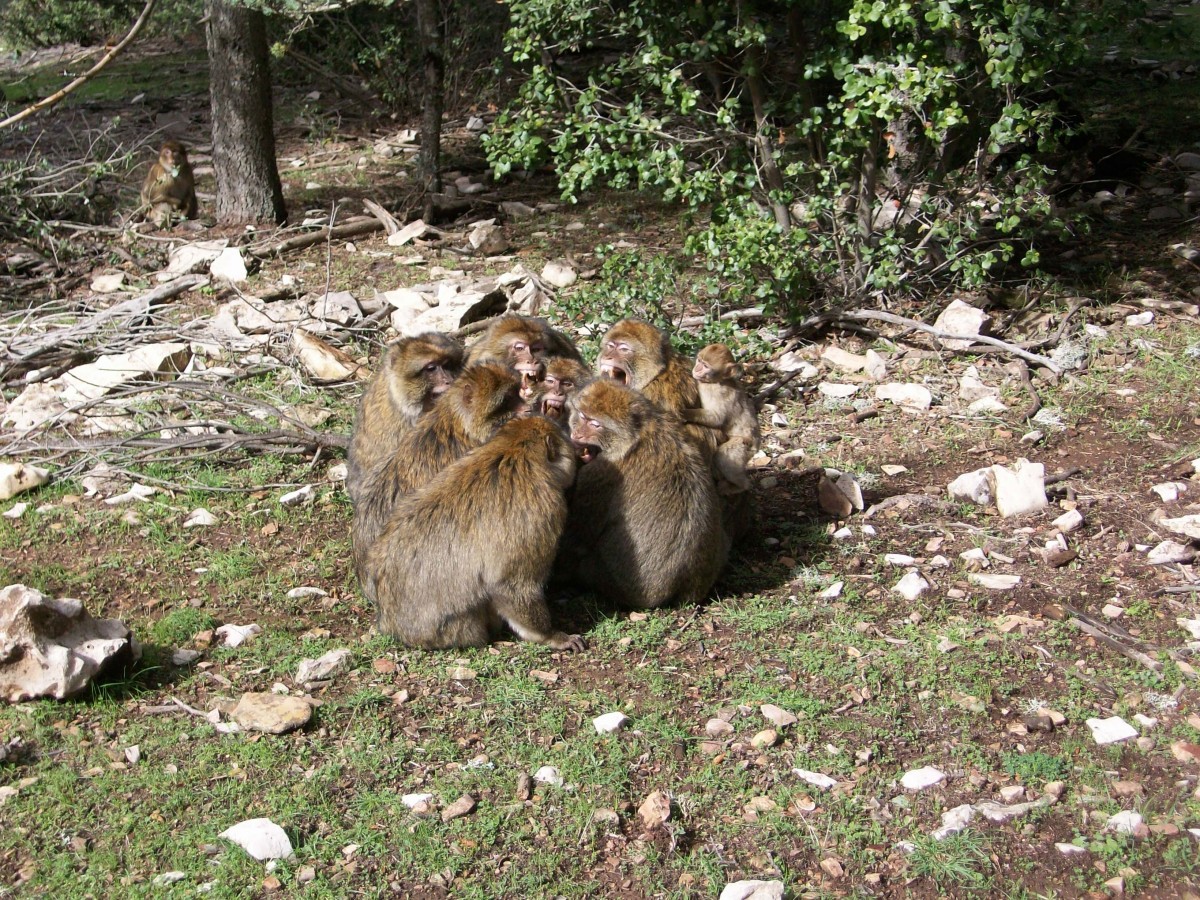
left=466, top=315, right=583, bottom=399
left=345, top=333, right=464, bottom=505
left=683, top=343, right=761, bottom=495
left=141, top=140, right=198, bottom=227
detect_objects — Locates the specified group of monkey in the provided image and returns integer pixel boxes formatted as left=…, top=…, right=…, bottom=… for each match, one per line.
left=345, top=316, right=762, bottom=652
left=134, top=142, right=767, bottom=651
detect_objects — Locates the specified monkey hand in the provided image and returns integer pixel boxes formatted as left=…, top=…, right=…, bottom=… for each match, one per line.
left=549, top=632, right=587, bottom=652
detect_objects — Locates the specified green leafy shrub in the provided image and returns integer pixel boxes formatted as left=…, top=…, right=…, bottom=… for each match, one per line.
left=0, top=0, right=140, bottom=50
left=487, top=0, right=1137, bottom=310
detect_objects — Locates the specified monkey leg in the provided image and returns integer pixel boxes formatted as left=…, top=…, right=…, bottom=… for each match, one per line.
left=491, top=586, right=585, bottom=651
left=714, top=446, right=752, bottom=494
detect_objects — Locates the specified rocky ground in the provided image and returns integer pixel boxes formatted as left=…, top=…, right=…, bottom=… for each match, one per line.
left=2, top=17, right=1200, bottom=900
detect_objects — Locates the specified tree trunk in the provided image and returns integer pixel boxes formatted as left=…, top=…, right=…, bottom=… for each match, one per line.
left=415, top=0, right=444, bottom=192
left=205, top=0, right=287, bottom=224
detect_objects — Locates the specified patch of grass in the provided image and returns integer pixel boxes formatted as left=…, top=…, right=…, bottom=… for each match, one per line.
left=1001, top=750, right=1070, bottom=783
left=907, top=829, right=995, bottom=891
left=150, top=607, right=217, bottom=646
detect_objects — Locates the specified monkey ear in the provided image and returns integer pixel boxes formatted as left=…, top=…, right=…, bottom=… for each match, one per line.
left=544, top=434, right=557, bottom=461
left=731, top=363, right=744, bottom=379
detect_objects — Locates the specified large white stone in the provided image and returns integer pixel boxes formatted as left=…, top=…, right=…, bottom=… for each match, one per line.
left=209, top=247, right=248, bottom=284
left=0, top=584, right=140, bottom=702
left=932, top=804, right=975, bottom=840
left=219, top=817, right=294, bottom=861
left=934, top=299, right=987, bottom=350
left=992, top=458, right=1046, bottom=517
left=1086, top=716, right=1138, bottom=746
left=541, top=260, right=577, bottom=288
left=1160, top=515, right=1200, bottom=541
left=719, top=880, right=785, bottom=900
left=958, top=366, right=1000, bottom=403
left=0, top=463, right=50, bottom=501
left=59, top=343, right=191, bottom=403
left=296, top=649, right=353, bottom=684
left=875, top=383, right=932, bottom=412
left=1147, top=541, right=1195, bottom=565
left=792, top=768, right=838, bottom=790
left=892, top=571, right=929, bottom=601
left=1106, top=811, right=1143, bottom=835
left=1, top=382, right=72, bottom=432
left=821, top=346, right=867, bottom=372
left=593, top=711, right=630, bottom=734
left=158, top=239, right=227, bottom=280
left=948, top=468, right=992, bottom=505
left=901, top=766, right=946, bottom=790
left=817, top=382, right=859, bottom=399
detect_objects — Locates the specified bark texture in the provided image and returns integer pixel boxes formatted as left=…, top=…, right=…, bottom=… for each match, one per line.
left=205, top=0, right=287, bottom=224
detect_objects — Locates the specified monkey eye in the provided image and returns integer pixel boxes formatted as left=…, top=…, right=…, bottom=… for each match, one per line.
left=531, top=342, right=545, bottom=354
left=512, top=341, right=527, bottom=351
left=423, top=363, right=438, bottom=372
left=562, top=380, right=574, bottom=389
left=588, top=417, right=603, bottom=430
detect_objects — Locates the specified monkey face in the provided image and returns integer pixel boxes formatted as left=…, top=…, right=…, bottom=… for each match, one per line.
left=422, top=357, right=460, bottom=401
left=506, top=335, right=547, bottom=396
left=597, top=338, right=634, bottom=385
left=568, top=410, right=605, bottom=464
left=692, top=358, right=716, bottom=382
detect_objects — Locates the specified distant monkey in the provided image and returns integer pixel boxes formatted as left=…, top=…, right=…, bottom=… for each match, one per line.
left=683, top=343, right=760, bottom=494
left=363, top=416, right=585, bottom=651
left=141, top=140, right=198, bottom=226
left=345, top=333, right=464, bottom=505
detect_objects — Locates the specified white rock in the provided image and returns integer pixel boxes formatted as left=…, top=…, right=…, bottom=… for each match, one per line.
left=183, top=508, right=217, bottom=528
left=1132, top=713, right=1157, bottom=729
left=999, top=785, right=1025, bottom=803
left=1178, top=617, right=1200, bottom=640
left=817, top=581, right=843, bottom=600
left=593, top=712, right=630, bottom=734
left=103, top=483, right=156, bottom=505
left=772, top=353, right=818, bottom=377
left=948, top=468, right=992, bottom=505
left=171, top=649, right=201, bottom=666
left=279, top=485, right=315, bottom=507
left=210, top=247, right=248, bottom=284
left=1086, top=716, right=1138, bottom=746
left=296, top=649, right=353, bottom=684
left=152, top=872, right=186, bottom=887
left=992, top=459, right=1046, bottom=518
left=0, top=463, right=50, bottom=501
left=499, top=201, right=536, bottom=219
left=387, top=219, right=429, bottom=247
left=1056, top=842, right=1088, bottom=855
left=1125, top=311, right=1154, bottom=326
left=292, top=328, right=365, bottom=382
left=817, top=382, right=859, bottom=399
left=929, top=555, right=950, bottom=568
left=1021, top=429, right=1045, bottom=444
left=215, top=623, right=262, bottom=648
left=968, top=573, right=1021, bottom=590
left=960, top=547, right=989, bottom=568
left=1106, top=811, right=1144, bottom=835
left=1, top=382, right=71, bottom=433
left=818, top=469, right=864, bottom=517
left=540, top=260, right=577, bottom=289
left=974, top=799, right=1042, bottom=823
left=958, top=366, right=1000, bottom=403
left=1147, top=541, right=1195, bottom=565
left=219, top=817, right=294, bottom=861
left=831, top=527, right=853, bottom=542
left=533, top=766, right=563, bottom=787
left=159, top=239, right=227, bottom=279
left=875, top=382, right=932, bottom=412
left=91, top=272, right=126, bottom=293
left=1160, top=515, right=1200, bottom=541
left=933, top=299, right=987, bottom=350
left=3, top=502, right=27, bottom=520
left=1151, top=482, right=1188, bottom=503
left=310, top=291, right=363, bottom=326
left=402, top=792, right=434, bottom=809
left=968, top=396, right=1008, bottom=415
left=820, top=346, right=868, bottom=372
left=792, top=768, right=838, bottom=790
left=864, top=350, right=887, bottom=381
left=719, top=880, right=785, bottom=900
left=60, top=343, right=191, bottom=403
left=885, top=554, right=915, bottom=566
left=892, top=571, right=929, bottom=601
left=0, top=584, right=140, bottom=702
left=901, top=766, right=946, bottom=791
left=468, top=222, right=509, bottom=255
left=1053, top=509, right=1083, bottom=533
left=880, top=464, right=907, bottom=476
left=860, top=525, right=877, bottom=536
left=932, top=803, right=976, bottom=840
left=287, top=587, right=328, bottom=600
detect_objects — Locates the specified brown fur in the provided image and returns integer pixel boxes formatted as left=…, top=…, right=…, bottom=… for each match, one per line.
left=345, top=333, right=464, bottom=505
left=559, top=379, right=728, bottom=609
left=364, top=416, right=584, bottom=651
left=351, top=363, right=523, bottom=573
left=683, top=343, right=761, bottom=494
left=466, top=315, right=583, bottom=397
left=141, top=140, right=198, bottom=226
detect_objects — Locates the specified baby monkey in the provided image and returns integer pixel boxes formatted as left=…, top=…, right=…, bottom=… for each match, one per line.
left=141, top=140, right=198, bottom=227
left=683, top=343, right=760, bottom=494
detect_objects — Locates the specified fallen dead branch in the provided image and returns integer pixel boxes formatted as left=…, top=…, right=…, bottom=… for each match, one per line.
left=1, top=275, right=206, bottom=382
left=1068, top=606, right=1196, bottom=679
left=1011, top=359, right=1042, bottom=422
left=248, top=217, right=384, bottom=258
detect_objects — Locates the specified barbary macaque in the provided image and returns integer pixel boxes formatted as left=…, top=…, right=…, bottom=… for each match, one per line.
left=466, top=315, right=583, bottom=398
left=559, top=379, right=728, bottom=609
left=683, top=343, right=761, bottom=494
left=351, top=363, right=524, bottom=570
left=362, top=416, right=585, bottom=651
left=141, top=140, right=198, bottom=226
left=345, top=333, right=464, bottom=505
left=594, top=318, right=715, bottom=453
left=528, top=356, right=590, bottom=423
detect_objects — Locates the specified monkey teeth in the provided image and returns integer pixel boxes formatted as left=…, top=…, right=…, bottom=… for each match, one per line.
left=599, top=365, right=627, bottom=384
